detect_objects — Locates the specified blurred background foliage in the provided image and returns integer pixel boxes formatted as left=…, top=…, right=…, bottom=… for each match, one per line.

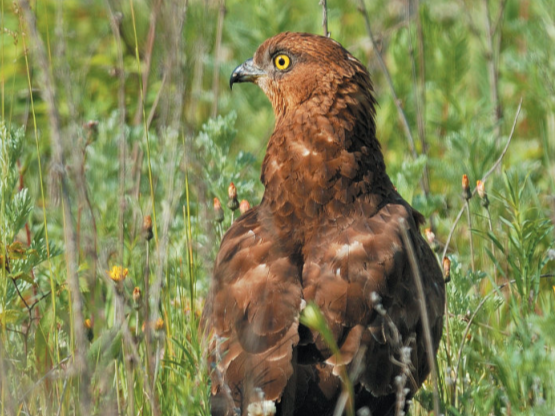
left=0, top=0, right=554, bottom=415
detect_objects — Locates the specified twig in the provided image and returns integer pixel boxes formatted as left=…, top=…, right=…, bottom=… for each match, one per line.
left=320, top=0, right=330, bottom=37
left=11, top=278, right=31, bottom=311
left=441, top=99, right=522, bottom=264
left=211, top=0, right=226, bottom=118
left=29, top=291, right=51, bottom=313
left=399, top=219, right=440, bottom=416
left=482, top=98, right=522, bottom=181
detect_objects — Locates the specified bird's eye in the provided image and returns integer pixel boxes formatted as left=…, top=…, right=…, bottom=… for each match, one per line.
left=274, top=54, right=291, bottom=71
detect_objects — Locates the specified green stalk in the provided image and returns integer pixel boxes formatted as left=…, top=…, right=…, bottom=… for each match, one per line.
left=128, top=0, right=158, bottom=246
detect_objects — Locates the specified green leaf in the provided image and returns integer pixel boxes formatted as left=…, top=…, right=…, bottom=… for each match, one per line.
left=0, top=309, right=20, bottom=325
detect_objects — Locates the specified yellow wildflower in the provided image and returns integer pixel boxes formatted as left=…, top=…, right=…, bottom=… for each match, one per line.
left=155, top=317, right=164, bottom=331
left=108, top=265, right=128, bottom=282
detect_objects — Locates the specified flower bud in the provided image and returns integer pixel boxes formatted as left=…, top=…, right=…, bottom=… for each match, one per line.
left=83, top=120, right=99, bottom=131
left=143, top=215, right=153, bottom=241
left=85, top=318, right=94, bottom=342
left=476, top=180, right=489, bottom=208
left=476, top=180, right=485, bottom=198
left=213, top=197, right=224, bottom=223
left=462, top=174, right=471, bottom=200
left=228, top=182, right=237, bottom=200
left=132, top=287, right=142, bottom=310
left=443, top=257, right=451, bottom=282
left=239, top=199, right=251, bottom=214
left=227, top=183, right=239, bottom=211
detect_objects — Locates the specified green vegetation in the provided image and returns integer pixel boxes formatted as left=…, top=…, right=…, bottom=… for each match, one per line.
left=1, top=0, right=554, bottom=414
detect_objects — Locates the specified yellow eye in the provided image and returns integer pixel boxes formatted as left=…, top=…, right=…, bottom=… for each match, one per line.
left=274, top=54, right=291, bottom=71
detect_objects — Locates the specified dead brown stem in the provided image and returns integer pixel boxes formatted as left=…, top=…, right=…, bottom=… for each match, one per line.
left=399, top=218, right=441, bottom=416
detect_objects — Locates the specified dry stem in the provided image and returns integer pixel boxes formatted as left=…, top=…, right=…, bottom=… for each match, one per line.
left=320, top=0, right=330, bottom=37
left=399, top=219, right=440, bottom=416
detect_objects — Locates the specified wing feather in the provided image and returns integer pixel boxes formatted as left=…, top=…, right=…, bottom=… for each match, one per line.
left=202, top=208, right=303, bottom=414
left=301, top=201, right=444, bottom=398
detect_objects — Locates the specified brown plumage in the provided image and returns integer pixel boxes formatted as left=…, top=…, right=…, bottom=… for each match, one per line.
left=201, top=32, right=445, bottom=416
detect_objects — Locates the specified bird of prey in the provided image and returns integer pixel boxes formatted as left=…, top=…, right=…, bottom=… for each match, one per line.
left=201, top=32, right=445, bottom=416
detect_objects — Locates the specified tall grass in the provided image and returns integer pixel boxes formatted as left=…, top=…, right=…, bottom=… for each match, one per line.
left=0, top=1, right=554, bottom=415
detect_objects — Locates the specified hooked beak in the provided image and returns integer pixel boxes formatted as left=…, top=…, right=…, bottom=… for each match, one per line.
left=229, top=58, right=266, bottom=89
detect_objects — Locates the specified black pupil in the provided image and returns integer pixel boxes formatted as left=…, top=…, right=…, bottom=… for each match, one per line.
left=278, top=57, right=285, bottom=66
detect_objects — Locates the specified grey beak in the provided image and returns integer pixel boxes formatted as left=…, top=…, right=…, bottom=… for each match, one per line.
left=230, top=58, right=266, bottom=89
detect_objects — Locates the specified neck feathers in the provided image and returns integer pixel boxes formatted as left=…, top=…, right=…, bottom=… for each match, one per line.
left=259, top=77, right=393, bottom=242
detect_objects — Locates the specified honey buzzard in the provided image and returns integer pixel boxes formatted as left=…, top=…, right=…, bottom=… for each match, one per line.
left=201, top=32, right=445, bottom=416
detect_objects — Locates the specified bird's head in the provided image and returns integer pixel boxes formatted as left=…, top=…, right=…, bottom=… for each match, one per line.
left=230, top=32, right=374, bottom=119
